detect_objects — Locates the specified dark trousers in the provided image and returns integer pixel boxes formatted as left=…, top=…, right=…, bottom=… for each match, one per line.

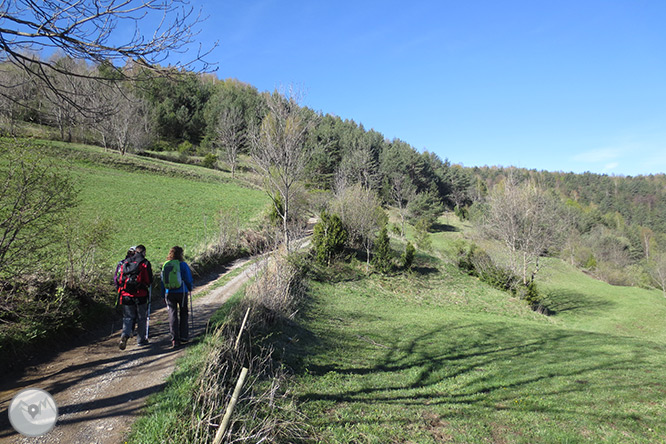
left=166, top=292, right=188, bottom=343
left=121, top=298, right=147, bottom=344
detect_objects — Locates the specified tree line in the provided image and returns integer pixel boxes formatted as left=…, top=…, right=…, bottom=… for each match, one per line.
left=0, top=53, right=468, bottom=223
left=464, top=167, right=666, bottom=300
left=2, top=51, right=666, bottom=300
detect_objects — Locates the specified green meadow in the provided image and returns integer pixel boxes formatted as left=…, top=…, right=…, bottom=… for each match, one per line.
left=277, top=225, right=666, bottom=443
left=29, top=140, right=269, bottom=267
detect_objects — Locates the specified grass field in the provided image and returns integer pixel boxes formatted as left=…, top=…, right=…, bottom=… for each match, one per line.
left=276, top=222, right=666, bottom=443
left=29, top=140, right=270, bottom=268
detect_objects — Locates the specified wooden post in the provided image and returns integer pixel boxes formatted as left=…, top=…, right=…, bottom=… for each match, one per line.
left=212, top=367, right=249, bottom=444
left=234, top=307, right=251, bottom=351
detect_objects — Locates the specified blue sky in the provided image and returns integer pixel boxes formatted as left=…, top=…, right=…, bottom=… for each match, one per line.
left=175, top=0, right=666, bottom=176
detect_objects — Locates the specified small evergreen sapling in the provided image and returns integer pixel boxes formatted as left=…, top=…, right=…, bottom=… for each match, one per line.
left=372, top=225, right=393, bottom=274
left=313, top=211, right=348, bottom=265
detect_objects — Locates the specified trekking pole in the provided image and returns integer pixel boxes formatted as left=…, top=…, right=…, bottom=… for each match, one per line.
left=189, top=290, right=194, bottom=332
left=146, top=284, right=152, bottom=338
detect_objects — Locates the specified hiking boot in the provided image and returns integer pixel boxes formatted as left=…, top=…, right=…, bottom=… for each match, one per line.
left=138, top=338, right=150, bottom=346
left=180, top=338, right=189, bottom=344
left=119, top=335, right=128, bottom=351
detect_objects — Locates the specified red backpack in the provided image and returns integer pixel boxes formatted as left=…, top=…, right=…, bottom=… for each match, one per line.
left=118, top=255, right=146, bottom=293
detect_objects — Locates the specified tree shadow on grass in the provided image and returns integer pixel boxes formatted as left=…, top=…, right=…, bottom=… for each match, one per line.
left=539, top=288, right=616, bottom=316
left=281, top=317, right=666, bottom=440
left=430, top=222, right=459, bottom=233
left=409, top=265, right=440, bottom=277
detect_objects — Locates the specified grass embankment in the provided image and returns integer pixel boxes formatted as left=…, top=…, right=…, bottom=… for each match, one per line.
left=281, top=220, right=666, bottom=443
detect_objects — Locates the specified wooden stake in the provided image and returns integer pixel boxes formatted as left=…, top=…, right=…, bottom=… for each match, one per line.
left=212, top=367, right=249, bottom=444
left=234, top=307, right=251, bottom=351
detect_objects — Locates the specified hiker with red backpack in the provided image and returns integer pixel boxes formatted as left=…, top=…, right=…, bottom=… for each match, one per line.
left=118, top=244, right=153, bottom=350
left=114, top=246, right=135, bottom=292
left=161, top=246, right=193, bottom=349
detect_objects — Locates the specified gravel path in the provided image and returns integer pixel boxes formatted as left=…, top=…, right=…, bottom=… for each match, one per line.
left=0, top=258, right=263, bottom=444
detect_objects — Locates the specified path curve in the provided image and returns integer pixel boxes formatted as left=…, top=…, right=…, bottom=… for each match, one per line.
left=0, top=258, right=264, bottom=444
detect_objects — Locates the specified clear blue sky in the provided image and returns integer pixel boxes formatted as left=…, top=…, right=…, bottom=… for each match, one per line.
left=178, top=0, right=666, bottom=176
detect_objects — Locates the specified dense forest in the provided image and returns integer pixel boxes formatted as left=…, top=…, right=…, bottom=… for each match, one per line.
left=2, top=54, right=666, bottom=294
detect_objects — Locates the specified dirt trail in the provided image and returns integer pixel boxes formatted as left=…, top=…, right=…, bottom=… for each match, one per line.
left=0, top=258, right=264, bottom=444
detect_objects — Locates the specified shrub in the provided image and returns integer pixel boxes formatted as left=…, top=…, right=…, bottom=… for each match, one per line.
left=517, top=280, right=541, bottom=306
left=312, top=211, right=348, bottom=265
left=414, top=218, right=432, bottom=251
left=151, top=139, right=173, bottom=152
left=454, top=205, right=468, bottom=221
left=584, top=254, right=597, bottom=270
left=202, top=152, right=217, bottom=169
left=177, top=140, right=194, bottom=154
left=178, top=140, right=193, bottom=161
left=456, top=242, right=545, bottom=309
left=372, top=225, right=394, bottom=274
left=402, top=242, right=415, bottom=270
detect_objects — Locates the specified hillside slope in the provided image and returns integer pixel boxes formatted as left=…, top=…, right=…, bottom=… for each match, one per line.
left=280, top=224, right=666, bottom=443
left=39, top=141, right=269, bottom=267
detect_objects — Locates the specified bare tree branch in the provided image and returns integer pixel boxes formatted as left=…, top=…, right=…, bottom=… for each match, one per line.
left=0, top=0, right=217, bottom=113
left=250, top=88, right=315, bottom=251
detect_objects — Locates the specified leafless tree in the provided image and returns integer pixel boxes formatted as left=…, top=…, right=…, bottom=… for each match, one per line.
left=386, top=173, right=416, bottom=238
left=101, top=86, right=153, bottom=154
left=40, top=56, right=89, bottom=141
left=641, top=227, right=654, bottom=260
left=483, top=173, right=567, bottom=285
left=334, top=145, right=378, bottom=192
left=0, top=63, right=38, bottom=134
left=216, top=106, right=244, bottom=177
left=0, top=0, right=216, bottom=113
left=250, top=88, right=315, bottom=251
left=0, top=141, right=78, bottom=280
left=332, top=182, right=386, bottom=265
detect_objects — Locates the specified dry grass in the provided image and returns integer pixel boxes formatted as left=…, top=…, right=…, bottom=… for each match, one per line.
left=187, top=251, right=311, bottom=443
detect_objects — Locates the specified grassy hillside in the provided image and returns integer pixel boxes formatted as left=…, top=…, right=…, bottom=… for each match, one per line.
left=277, top=220, right=666, bottom=443
left=34, top=140, right=269, bottom=267
left=540, top=259, right=666, bottom=342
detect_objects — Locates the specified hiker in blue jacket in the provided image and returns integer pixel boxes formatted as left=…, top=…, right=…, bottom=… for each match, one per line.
left=161, top=246, right=194, bottom=348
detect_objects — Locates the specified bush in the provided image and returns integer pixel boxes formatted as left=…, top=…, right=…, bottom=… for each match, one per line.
left=414, top=218, right=432, bottom=251
left=456, top=242, right=545, bottom=309
left=177, top=140, right=194, bottom=154
left=372, top=225, right=394, bottom=274
left=593, top=262, right=634, bottom=287
left=151, top=139, right=173, bottom=152
left=312, top=211, right=348, bottom=265
left=202, top=152, right=217, bottom=169
left=402, top=242, right=416, bottom=270
left=454, top=205, right=468, bottom=221
left=517, top=280, right=541, bottom=306
left=178, top=140, right=193, bottom=161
